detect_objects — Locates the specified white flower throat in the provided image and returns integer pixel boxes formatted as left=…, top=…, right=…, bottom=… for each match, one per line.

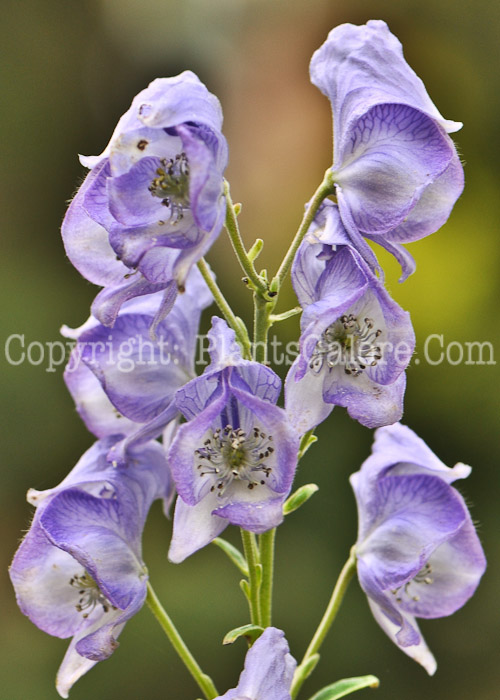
left=195, top=425, right=274, bottom=496
left=310, top=313, right=383, bottom=376
left=70, top=571, right=115, bottom=618
left=149, top=152, right=190, bottom=222
left=391, top=562, right=434, bottom=604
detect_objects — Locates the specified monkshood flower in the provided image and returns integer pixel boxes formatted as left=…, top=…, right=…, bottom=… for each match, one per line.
left=310, top=20, right=464, bottom=279
left=62, top=71, right=227, bottom=326
left=9, top=437, right=173, bottom=697
left=350, top=423, right=486, bottom=674
left=62, top=267, right=212, bottom=464
left=216, top=627, right=296, bottom=700
left=168, top=318, right=299, bottom=562
left=286, top=202, right=415, bottom=434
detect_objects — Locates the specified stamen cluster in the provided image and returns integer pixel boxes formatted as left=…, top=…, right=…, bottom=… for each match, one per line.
left=310, top=314, right=382, bottom=376
left=195, top=425, right=274, bottom=496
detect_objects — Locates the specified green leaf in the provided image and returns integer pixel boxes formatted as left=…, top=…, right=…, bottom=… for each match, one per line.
left=248, top=238, right=264, bottom=261
left=307, top=675, right=380, bottom=700
left=283, top=483, right=319, bottom=515
left=298, top=430, right=318, bottom=460
left=300, top=653, right=320, bottom=680
left=239, top=578, right=251, bottom=601
left=223, top=624, right=264, bottom=646
left=212, top=537, right=249, bottom=576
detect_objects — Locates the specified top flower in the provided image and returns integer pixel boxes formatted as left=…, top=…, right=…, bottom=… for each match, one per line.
left=62, top=71, right=228, bottom=325
left=310, top=21, right=464, bottom=278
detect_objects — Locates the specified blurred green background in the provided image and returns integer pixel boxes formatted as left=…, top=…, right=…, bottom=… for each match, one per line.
left=1, top=0, right=499, bottom=698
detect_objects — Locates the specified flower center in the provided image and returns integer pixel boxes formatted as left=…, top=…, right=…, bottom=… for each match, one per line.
left=70, top=571, right=116, bottom=618
left=391, top=562, right=434, bottom=604
left=195, top=425, right=274, bottom=497
left=148, top=153, right=190, bottom=222
left=310, top=314, right=382, bottom=376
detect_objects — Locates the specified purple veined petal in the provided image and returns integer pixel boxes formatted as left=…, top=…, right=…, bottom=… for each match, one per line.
left=382, top=152, right=464, bottom=244
left=335, top=189, right=384, bottom=274
left=9, top=519, right=91, bottom=638
left=364, top=234, right=416, bottom=282
left=172, top=190, right=226, bottom=286
left=360, top=280, right=415, bottom=386
left=217, top=627, right=296, bottom=700
left=323, top=370, right=406, bottom=429
left=91, top=274, right=171, bottom=327
left=26, top=438, right=120, bottom=507
left=177, top=123, right=228, bottom=233
left=106, top=398, right=179, bottom=467
left=168, top=493, right=228, bottom=563
left=291, top=236, right=327, bottom=308
left=369, top=423, right=472, bottom=484
left=136, top=72, right=224, bottom=133
left=333, top=104, right=454, bottom=236
left=355, top=474, right=468, bottom=590
left=366, top=596, right=436, bottom=675
left=107, top=155, right=181, bottom=227
left=108, top=216, right=201, bottom=273
left=169, top=379, right=230, bottom=504
left=228, top=372, right=299, bottom=495
left=40, top=489, right=147, bottom=610
left=61, top=161, right=130, bottom=287
left=81, top=72, right=224, bottom=174
left=285, top=358, right=333, bottom=435
left=64, top=352, right=139, bottom=439
left=232, top=362, right=282, bottom=406
left=79, top=313, right=192, bottom=423
left=214, top=495, right=287, bottom=534
left=310, top=20, right=462, bottom=159
left=204, top=316, right=243, bottom=370
left=392, top=516, right=486, bottom=620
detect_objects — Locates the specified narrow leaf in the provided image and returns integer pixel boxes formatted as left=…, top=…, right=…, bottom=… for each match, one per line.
left=239, top=578, right=251, bottom=601
left=248, top=238, right=264, bottom=261
left=283, top=483, right=319, bottom=515
left=212, top=537, right=249, bottom=576
left=300, top=653, right=321, bottom=680
left=307, top=675, right=380, bottom=700
left=298, top=430, right=318, bottom=459
left=223, top=624, right=264, bottom=646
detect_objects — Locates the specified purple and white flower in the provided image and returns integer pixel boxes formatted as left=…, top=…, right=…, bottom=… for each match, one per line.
left=310, top=20, right=464, bottom=279
left=9, top=437, right=173, bottom=697
left=62, top=71, right=227, bottom=325
left=168, top=318, right=299, bottom=562
left=350, top=423, right=486, bottom=674
left=62, top=266, right=212, bottom=464
left=286, top=202, right=415, bottom=433
left=217, top=627, right=296, bottom=700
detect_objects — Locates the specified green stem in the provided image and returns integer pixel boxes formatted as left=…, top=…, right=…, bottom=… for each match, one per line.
left=253, top=292, right=272, bottom=363
left=272, top=170, right=335, bottom=290
left=290, top=547, right=357, bottom=699
left=259, top=528, right=276, bottom=627
left=197, top=257, right=252, bottom=359
left=146, top=582, right=218, bottom=699
left=224, top=181, right=268, bottom=294
left=240, top=529, right=262, bottom=626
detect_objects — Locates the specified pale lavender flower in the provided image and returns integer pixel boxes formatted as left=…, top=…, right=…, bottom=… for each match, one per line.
left=286, top=202, right=414, bottom=434
left=350, top=423, right=486, bottom=674
left=310, top=20, right=464, bottom=279
left=217, top=627, right=296, bottom=700
left=9, top=437, right=172, bottom=697
left=62, top=266, right=212, bottom=464
left=62, top=71, right=227, bottom=325
left=168, top=318, right=299, bottom=562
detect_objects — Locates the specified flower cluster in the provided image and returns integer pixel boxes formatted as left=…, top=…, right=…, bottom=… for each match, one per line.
left=10, top=19, right=485, bottom=700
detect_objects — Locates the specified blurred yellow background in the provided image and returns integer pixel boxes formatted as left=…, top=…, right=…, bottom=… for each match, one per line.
left=1, top=1, right=499, bottom=698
